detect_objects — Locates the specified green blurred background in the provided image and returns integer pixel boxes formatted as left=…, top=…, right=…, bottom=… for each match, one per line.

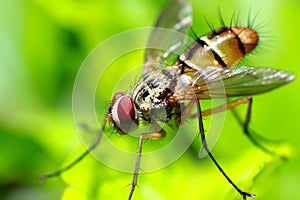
left=1, top=0, right=300, bottom=199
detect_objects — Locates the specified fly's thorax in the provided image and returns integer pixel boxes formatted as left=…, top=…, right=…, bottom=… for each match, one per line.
left=180, top=26, right=258, bottom=69
left=131, top=67, right=180, bottom=121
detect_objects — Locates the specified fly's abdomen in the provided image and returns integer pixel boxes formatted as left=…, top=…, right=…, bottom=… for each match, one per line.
left=180, top=27, right=258, bottom=69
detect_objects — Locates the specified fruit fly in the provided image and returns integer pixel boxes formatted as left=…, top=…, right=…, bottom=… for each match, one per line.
left=41, top=0, right=295, bottom=199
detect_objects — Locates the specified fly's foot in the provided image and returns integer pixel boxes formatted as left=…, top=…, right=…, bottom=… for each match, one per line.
left=241, top=191, right=256, bottom=200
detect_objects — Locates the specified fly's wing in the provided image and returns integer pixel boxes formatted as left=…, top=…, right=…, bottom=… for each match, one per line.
left=144, top=0, right=192, bottom=75
left=175, top=66, right=295, bottom=100
left=220, top=66, right=295, bottom=96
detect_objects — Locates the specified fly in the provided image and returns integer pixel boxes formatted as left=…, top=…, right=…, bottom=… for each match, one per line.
left=41, top=0, right=295, bottom=199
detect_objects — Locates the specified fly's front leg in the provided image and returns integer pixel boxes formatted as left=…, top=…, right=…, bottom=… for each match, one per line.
left=39, top=117, right=107, bottom=183
left=128, top=129, right=166, bottom=200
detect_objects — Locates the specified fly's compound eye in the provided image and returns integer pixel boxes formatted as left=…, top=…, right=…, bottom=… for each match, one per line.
left=111, top=93, right=137, bottom=134
left=111, top=92, right=126, bottom=105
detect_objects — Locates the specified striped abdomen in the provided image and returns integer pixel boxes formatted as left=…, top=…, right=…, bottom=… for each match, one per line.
left=179, top=27, right=258, bottom=69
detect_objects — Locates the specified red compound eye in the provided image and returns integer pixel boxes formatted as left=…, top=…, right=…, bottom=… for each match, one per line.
left=111, top=93, right=136, bottom=133
left=111, top=92, right=126, bottom=105
left=116, top=95, right=135, bottom=123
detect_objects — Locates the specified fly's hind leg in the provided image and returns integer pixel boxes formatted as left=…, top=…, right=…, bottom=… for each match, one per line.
left=230, top=97, right=287, bottom=159
left=128, top=127, right=166, bottom=200
left=196, top=100, right=255, bottom=200
left=202, top=97, right=285, bottom=159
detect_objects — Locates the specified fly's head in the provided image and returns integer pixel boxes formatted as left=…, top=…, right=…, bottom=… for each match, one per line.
left=108, top=92, right=138, bottom=134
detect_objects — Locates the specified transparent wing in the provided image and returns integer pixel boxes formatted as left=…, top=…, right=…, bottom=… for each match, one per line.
left=221, top=66, right=295, bottom=96
left=144, top=0, right=192, bottom=74
left=175, top=66, right=295, bottom=100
